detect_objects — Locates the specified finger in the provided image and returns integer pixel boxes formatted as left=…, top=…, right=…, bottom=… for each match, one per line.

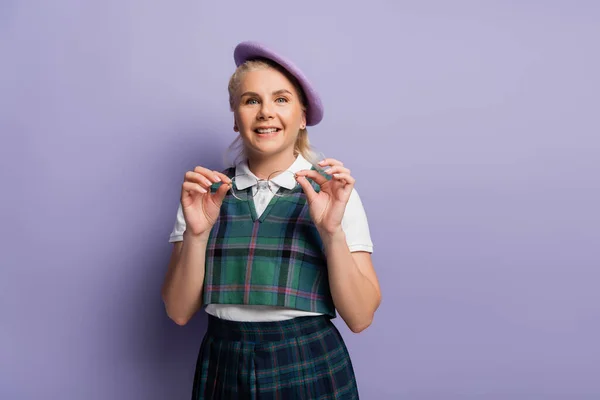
left=318, top=158, right=344, bottom=168
left=192, top=167, right=230, bottom=184
left=213, top=170, right=232, bottom=184
left=332, top=173, right=356, bottom=185
left=185, top=171, right=214, bottom=189
left=295, top=169, right=328, bottom=186
left=323, top=166, right=350, bottom=176
left=295, top=175, right=319, bottom=203
left=210, top=181, right=231, bottom=206
left=182, top=181, right=207, bottom=194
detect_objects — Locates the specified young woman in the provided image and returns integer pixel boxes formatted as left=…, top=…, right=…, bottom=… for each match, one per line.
left=162, top=41, right=381, bottom=399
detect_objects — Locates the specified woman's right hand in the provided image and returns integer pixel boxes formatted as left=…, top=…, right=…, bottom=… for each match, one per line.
left=180, top=167, right=231, bottom=237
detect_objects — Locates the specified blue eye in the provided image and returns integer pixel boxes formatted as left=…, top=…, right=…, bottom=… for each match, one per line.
left=276, top=97, right=288, bottom=103
left=246, top=98, right=259, bottom=105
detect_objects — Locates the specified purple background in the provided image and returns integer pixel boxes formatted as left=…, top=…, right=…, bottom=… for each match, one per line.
left=2, top=1, right=599, bottom=399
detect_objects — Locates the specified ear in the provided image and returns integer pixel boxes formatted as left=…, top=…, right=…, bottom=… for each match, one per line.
left=233, top=117, right=239, bottom=132
left=300, top=112, right=307, bottom=130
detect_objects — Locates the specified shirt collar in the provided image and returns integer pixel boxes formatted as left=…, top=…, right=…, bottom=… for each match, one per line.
left=234, top=154, right=313, bottom=190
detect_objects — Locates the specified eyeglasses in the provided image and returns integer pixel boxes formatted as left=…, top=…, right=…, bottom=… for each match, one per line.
left=228, top=151, right=331, bottom=201
left=229, top=170, right=300, bottom=201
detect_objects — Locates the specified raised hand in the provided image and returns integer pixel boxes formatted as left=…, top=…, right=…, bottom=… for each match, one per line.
left=295, top=158, right=355, bottom=235
left=180, top=167, right=231, bottom=237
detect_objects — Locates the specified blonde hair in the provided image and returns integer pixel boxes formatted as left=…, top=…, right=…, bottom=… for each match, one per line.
left=225, top=58, right=319, bottom=166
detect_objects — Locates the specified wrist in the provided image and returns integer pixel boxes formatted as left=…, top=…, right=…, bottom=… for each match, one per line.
left=183, top=229, right=210, bottom=244
left=318, top=226, right=346, bottom=246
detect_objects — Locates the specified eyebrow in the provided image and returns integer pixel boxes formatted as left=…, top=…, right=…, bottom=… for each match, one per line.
left=240, top=89, right=294, bottom=98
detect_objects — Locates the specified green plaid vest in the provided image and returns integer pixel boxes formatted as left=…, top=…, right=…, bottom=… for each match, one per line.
left=203, top=167, right=336, bottom=317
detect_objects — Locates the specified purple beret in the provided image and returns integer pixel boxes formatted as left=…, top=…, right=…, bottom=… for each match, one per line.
left=233, top=41, right=324, bottom=126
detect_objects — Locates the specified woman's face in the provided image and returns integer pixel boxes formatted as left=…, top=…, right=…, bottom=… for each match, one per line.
left=233, top=67, right=306, bottom=159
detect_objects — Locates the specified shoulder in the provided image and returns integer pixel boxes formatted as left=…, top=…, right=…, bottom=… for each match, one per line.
left=221, top=166, right=236, bottom=177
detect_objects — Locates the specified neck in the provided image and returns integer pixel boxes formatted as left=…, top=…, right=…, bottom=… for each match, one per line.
left=246, top=149, right=297, bottom=179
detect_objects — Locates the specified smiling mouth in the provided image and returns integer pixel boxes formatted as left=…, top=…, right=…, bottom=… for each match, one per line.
left=254, top=128, right=281, bottom=134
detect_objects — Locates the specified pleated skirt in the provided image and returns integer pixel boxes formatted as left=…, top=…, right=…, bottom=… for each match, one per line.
left=191, top=314, right=359, bottom=399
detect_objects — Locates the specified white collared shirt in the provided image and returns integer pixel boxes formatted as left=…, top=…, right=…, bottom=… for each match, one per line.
left=233, top=154, right=313, bottom=218
left=169, top=154, right=373, bottom=321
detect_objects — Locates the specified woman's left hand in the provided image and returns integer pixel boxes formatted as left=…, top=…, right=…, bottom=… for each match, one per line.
left=295, top=158, right=355, bottom=236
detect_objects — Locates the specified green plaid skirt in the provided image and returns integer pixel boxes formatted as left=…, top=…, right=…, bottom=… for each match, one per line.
left=192, top=314, right=359, bottom=399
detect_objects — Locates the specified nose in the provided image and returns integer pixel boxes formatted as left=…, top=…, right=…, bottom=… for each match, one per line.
left=257, top=102, right=274, bottom=120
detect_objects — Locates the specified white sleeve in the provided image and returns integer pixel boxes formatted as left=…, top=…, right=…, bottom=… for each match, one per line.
left=341, top=189, right=374, bottom=253
left=168, top=202, right=186, bottom=243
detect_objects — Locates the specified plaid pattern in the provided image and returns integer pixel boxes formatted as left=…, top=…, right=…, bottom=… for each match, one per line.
left=203, top=167, right=336, bottom=317
left=192, top=315, right=359, bottom=399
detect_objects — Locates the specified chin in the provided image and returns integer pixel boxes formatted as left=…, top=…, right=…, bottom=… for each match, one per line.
left=247, top=142, right=292, bottom=158
left=247, top=138, right=285, bottom=152
left=251, top=144, right=284, bottom=156
left=241, top=130, right=297, bottom=157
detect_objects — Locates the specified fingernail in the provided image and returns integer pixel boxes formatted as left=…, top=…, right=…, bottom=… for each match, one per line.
left=214, top=176, right=221, bottom=182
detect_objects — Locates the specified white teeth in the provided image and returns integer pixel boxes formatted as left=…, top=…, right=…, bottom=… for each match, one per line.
left=256, top=128, right=278, bottom=133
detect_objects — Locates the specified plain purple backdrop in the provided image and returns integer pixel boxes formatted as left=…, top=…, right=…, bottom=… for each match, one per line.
left=2, top=1, right=599, bottom=399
